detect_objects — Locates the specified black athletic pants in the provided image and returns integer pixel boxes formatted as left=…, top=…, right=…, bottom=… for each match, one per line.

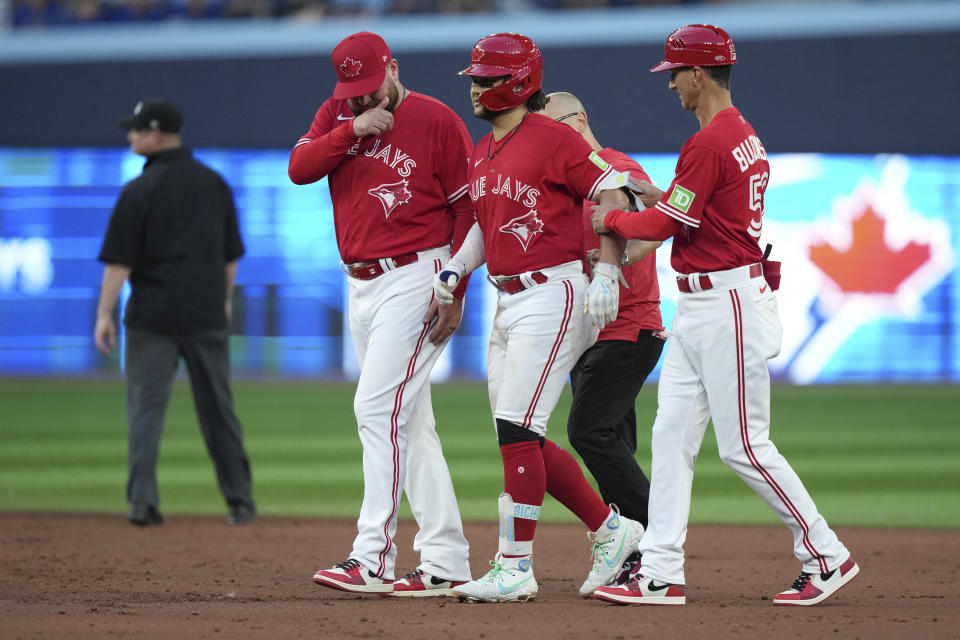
left=125, top=327, right=254, bottom=514
left=567, top=331, right=665, bottom=526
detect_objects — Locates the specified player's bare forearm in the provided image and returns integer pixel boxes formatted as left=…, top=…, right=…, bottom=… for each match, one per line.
left=596, top=186, right=630, bottom=211
left=623, top=239, right=663, bottom=265
left=597, top=232, right=626, bottom=266
left=591, top=188, right=630, bottom=236
left=225, top=260, right=238, bottom=323
left=94, top=263, right=130, bottom=356
left=96, top=264, right=130, bottom=317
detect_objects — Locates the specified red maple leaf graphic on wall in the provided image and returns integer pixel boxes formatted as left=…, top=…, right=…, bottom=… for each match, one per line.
left=808, top=204, right=932, bottom=294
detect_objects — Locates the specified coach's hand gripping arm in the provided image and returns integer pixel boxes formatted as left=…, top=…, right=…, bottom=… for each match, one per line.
left=435, top=222, right=485, bottom=305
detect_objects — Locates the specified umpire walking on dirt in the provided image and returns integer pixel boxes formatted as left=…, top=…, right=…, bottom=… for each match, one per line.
left=95, top=97, right=256, bottom=528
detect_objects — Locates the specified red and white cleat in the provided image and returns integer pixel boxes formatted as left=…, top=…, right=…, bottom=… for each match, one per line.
left=388, top=568, right=466, bottom=597
left=593, top=573, right=686, bottom=605
left=773, top=557, right=860, bottom=606
left=313, top=558, right=394, bottom=593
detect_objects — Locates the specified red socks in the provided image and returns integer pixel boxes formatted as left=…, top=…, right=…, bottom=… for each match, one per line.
left=499, top=441, right=545, bottom=545
left=542, top=438, right=609, bottom=531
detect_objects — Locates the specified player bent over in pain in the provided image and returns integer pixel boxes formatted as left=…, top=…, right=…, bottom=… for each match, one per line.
left=289, top=31, right=475, bottom=597
left=435, top=33, right=644, bottom=603
left=591, top=24, right=859, bottom=606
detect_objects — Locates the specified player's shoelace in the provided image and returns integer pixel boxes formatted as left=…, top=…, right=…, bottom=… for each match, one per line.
left=587, top=532, right=615, bottom=566
left=790, top=567, right=838, bottom=591
left=401, top=568, right=424, bottom=582
left=334, top=558, right=361, bottom=572
left=789, top=572, right=813, bottom=590
left=483, top=558, right=512, bottom=581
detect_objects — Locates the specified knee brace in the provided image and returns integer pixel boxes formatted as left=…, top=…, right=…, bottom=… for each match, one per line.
left=496, top=419, right=545, bottom=447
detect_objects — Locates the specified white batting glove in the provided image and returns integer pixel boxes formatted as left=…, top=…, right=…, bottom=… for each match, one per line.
left=435, top=257, right=466, bottom=306
left=585, top=262, right=620, bottom=327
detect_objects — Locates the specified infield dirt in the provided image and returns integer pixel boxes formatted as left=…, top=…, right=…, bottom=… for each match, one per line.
left=2, top=513, right=957, bottom=639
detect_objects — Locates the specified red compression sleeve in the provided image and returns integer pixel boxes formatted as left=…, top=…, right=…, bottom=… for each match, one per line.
left=500, top=441, right=546, bottom=548
left=288, top=121, right=357, bottom=185
left=605, top=207, right=683, bottom=241
left=542, top=439, right=609, bottom=531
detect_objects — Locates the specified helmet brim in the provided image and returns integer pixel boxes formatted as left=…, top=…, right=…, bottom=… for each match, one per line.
left=650, top=60, right=688, bottom=73
left=457, top=62, right=514, bottom=77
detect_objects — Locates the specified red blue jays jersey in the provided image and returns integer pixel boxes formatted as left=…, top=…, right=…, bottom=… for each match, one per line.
left=290, top=91, right=474, bottom=264
left=468, top=113, right=618, bottom=276
left=655, top=107, right=768, bottom=273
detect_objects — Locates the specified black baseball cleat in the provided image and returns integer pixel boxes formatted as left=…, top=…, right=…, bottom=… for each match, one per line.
left=227, top=503, right=257, bottom=526
left=127, top=505, right=163, bottom=527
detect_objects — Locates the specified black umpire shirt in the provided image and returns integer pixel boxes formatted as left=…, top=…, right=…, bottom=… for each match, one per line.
left=98, top=147, right=245, bottom=333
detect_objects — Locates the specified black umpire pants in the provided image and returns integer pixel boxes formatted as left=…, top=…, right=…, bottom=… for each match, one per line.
left=567, top=331, right=665, bottom=526
left=125, top=327, right=254, bottom=513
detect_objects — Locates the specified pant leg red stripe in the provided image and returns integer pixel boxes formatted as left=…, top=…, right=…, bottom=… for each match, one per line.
left=375, top=287, right=433, bottom=576
left=729, top=289, right=826, bottom=573
left=523, top=280, right=574, bottom=428
left=730, top=290, right=820, bottom=567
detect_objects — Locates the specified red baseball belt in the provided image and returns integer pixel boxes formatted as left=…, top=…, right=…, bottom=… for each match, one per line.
left=345, top=252, right=419, bottom=280
left=676, top=263, right=762, bottom=293
left=488, top=271, right=548, bottom=294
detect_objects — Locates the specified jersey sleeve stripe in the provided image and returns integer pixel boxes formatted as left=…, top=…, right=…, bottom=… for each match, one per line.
left=294, top=138, right=312, bottom=148
left=655, top=201, right=700, bottom=228
left=586, top=166, right=615, bottom=201
left=446, top=183, right=469, bottom=203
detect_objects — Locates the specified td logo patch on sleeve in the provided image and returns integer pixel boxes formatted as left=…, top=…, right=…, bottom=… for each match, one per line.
left=667, top=185, right=695, bottom=213
left=588, top=152, right=609, bottom=171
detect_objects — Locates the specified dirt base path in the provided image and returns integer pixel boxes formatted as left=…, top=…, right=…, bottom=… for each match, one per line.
left=2, top=513, right=957, bottom=639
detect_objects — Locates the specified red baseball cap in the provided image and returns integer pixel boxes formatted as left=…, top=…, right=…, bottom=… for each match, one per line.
left=332, top=32, right=392, bottom=99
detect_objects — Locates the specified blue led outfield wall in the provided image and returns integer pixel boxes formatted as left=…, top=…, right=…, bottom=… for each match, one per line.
left=0, top=149, right=957, bottom=383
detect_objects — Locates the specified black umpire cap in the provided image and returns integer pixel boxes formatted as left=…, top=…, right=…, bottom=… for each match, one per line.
left=117, top=98, right=184, bottom=133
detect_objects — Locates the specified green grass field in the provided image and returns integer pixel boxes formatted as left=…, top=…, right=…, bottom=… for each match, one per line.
left=0, top=379, right=957, bottom=528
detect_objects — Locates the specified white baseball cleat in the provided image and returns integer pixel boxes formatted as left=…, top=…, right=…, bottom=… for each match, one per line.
left=453, top=554, right=538, bottom=603
left=578, top=507, right=645, bottom=597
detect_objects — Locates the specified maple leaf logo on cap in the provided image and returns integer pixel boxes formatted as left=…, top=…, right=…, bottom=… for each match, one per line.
left=340, top=57, right=362, bottom=78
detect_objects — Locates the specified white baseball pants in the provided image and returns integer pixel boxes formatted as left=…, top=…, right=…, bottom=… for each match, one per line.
left=639, top=267, right=850, bottom=584
left=347, top=247, right=471, bottom=582
left=487, top=262, right=598, bottom=437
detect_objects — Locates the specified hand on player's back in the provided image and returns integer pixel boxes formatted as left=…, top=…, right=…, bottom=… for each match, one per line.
left=352, top=97, right=394, bottom=137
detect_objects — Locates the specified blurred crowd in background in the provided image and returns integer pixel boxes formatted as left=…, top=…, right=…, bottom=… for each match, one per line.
left=10, top=0, right=707, bottom=27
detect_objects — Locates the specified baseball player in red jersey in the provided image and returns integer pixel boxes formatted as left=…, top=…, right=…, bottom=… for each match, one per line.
left=591, top=25, right=859, bottom=606
left=538, top=92, right=665, bottom=586
left=288, top=32, right=474, bottom=597
left=433, top=33, right=644, bottom=603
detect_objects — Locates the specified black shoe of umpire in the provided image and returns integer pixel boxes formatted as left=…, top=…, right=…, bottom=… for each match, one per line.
left=128, top=505, right=164, bottom=527
left=227, top=503, right=256, bottom=526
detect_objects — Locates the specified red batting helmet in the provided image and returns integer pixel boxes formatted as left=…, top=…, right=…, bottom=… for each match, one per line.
left=650, top=24, right=737, bottom=73
left=458, top=33, right=543, bottom=112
